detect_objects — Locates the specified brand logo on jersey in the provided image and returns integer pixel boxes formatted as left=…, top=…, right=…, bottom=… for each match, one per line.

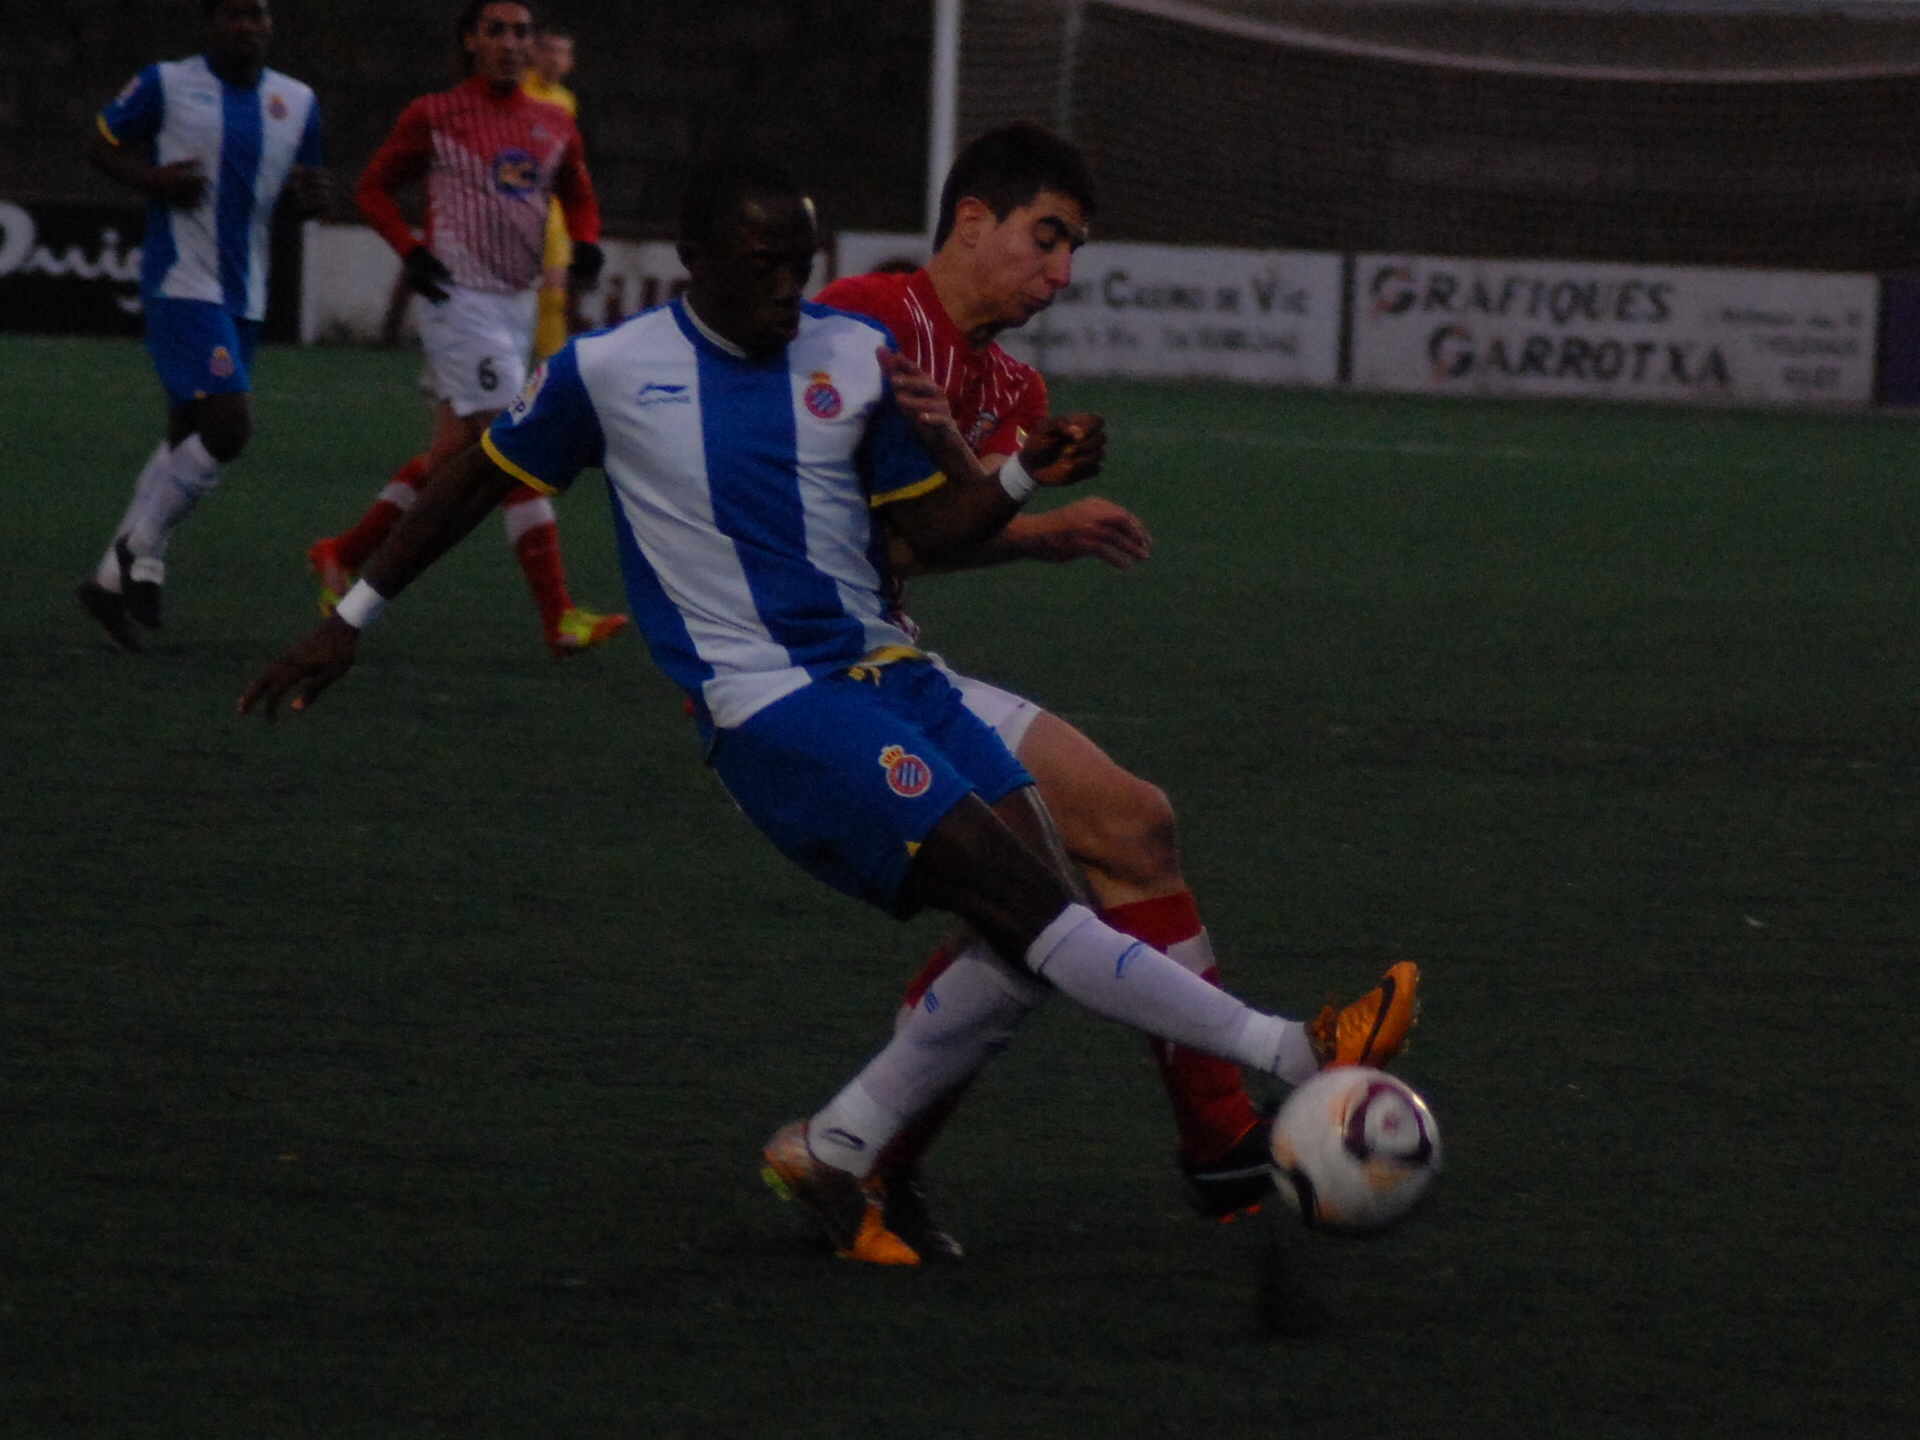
left=492, top=148, right=539, bottom=196
left=634, top=382, right=691, bottom=406
left=208, top=346, right=235, bottom=379
left=267, top=93, right=288, bottom=121
left=878, top=744, right=933, bottom=799
left=508, top=361, right=548, bottom=423
left=803, top=372, right=843, bottom=420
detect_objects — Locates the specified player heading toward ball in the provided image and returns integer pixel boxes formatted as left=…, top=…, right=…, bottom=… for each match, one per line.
left=77, top=0, right=327, bottom=651
left=307, top=0, right=626, bottom=659
left=240, top=157, right=1390, bottom=1265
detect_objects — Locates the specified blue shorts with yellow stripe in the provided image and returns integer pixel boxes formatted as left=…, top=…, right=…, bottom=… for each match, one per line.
left=709, top=658, right=1034, bottom=917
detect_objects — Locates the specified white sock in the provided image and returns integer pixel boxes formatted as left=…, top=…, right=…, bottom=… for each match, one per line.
left=805, top=1080, right=904, bottom=1177
left=123, top=433, right=221, bottom=561
left=1158, top=927, right=1318, bottom=1081
left=98, top=441, right=172, bottom=589
left=807, top=942, right=1045, bottom=1178
left=1026, top=904, right=1301, bottom=1077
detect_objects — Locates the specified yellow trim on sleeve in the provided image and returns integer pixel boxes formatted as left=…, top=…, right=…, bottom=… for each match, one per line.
left=96, top=114, right=122, bottom=146
left=480, top=430, right=560, bottom=496
left=868, top=471, right=948, bottom=509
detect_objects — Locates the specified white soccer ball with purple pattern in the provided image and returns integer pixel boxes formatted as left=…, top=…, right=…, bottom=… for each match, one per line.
left=1268, top=1067, right=1441, bottom=1234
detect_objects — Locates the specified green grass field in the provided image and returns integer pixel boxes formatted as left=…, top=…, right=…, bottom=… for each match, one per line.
left=3, top=334, right=1917, bottom=1437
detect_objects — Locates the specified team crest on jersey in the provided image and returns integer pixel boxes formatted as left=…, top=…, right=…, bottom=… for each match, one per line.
left=878, top=745, right=933, bottom=799
left=509, top=362, right=548, bottom=423
left=967, top=409, right=999, bottom=447
left=493, top=148, right=539, bottom=196
left=267, top=93, right=288, bottom=121
left=208, top=346, right=235, bottom=379
left=803, top=372, right=843, bottom=420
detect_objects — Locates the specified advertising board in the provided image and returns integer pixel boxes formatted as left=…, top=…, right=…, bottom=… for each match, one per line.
left=1351, top=254, right=1876, bottom=406
left=995, top=242, right=1344, bottom=384
left=0, top=200, right=144, bottom=337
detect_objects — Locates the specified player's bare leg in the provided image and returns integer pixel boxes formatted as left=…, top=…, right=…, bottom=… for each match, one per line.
left=81, top=392, right=253, bottom=647
left=879, top=709, right=1269, bottom=1213
left=780, top=785, right=1355, bottom=1259
left=1014, top=711, right=1270, bottom=1205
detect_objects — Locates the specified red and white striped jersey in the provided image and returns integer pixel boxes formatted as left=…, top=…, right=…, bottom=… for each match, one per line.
left=357, top=76, right=600, bottom=295
left=815, top=267, right=1047, bottom=460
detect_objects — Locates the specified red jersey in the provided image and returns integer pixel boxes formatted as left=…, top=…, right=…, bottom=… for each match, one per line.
left=815, top=267, right=1047, bottom=460
left=357, top=76, right=600, bottom=295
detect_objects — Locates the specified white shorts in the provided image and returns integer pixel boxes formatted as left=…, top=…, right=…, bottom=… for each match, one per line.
left=416, top=285, right=538, bottom=418
left=943, top=666, right=1045, bottom=756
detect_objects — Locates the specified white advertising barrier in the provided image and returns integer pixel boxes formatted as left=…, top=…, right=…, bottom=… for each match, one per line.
left=996, top=243, right=1344, bottom=383
left=299, top=222, right=405, bottom=344
left=1352, top=255, right=1877, bottom=406
left=301, top=229, right=690, bottom=343
left=301, top=228, right=858, bottom=341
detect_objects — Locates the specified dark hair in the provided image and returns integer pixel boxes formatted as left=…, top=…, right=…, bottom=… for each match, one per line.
left=933, top=122, right=1097, bottom=249
left=202, top=0, right=257, bottom=17
left=455, top=1, right=535, bottom=74
left=679, top=156, right=808, bottom=248
left=456, top=2, right=535, bottom=41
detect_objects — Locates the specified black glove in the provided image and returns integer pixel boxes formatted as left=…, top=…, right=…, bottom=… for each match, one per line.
left=568, top=239, right=604, bottom=287
left=403, top=245, right=453, bottom=303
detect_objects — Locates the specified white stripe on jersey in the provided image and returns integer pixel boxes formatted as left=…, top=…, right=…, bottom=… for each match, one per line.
left=570, top=306, right=920, bottom=728
left=147, top=57, right=316, bottom=319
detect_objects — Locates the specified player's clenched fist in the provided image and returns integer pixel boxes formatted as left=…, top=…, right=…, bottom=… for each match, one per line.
left=1019, top=413, right=1106, bottom=486
left=237, top=617, right=361, bottom=722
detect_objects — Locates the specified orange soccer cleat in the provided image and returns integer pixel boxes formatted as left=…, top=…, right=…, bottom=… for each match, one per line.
left=762, top=1122, right=921, bottom=1265
left=1310, top=961, right=1421, bottom=1069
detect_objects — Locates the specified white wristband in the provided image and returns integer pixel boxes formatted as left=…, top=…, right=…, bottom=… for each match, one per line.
left=333, top=579, right=387, bottom=630
left=999, top=454, right=1039, bottom=504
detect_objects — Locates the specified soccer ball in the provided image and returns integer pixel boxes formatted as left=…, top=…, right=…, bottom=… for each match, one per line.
left=1268, top=1067, right=1441, bottom=1234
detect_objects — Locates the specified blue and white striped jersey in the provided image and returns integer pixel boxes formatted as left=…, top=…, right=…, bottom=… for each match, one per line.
left=98, top=56, right=322, bottom=321
left=483, top=299, right=946, bottom=728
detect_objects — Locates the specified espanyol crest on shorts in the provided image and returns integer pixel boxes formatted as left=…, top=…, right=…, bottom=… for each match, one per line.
left=878, top=744, right=932, bottom=798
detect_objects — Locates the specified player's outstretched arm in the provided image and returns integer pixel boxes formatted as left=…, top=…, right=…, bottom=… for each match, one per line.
left=238, top=446, right=519, bottom=721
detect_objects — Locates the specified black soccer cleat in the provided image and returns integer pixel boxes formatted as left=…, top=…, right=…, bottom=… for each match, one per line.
left=75, top=580, right=142, bottom=653
left=116, top=541, right=163, bottom=630
left=879, top=1168, right=964, bottom=1263
left=1180, top=1107, right=1279, bottom=1220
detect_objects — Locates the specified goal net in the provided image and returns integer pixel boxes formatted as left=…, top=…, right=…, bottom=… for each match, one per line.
left=952, top=0, right=1920, bottom=270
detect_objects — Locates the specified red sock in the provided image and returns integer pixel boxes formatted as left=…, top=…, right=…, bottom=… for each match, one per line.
left=1104, top=891, right=1262, bottom=1163
left=508, top=513, right=573, bottom=632
left=333, top=454, right=428, bottom=572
